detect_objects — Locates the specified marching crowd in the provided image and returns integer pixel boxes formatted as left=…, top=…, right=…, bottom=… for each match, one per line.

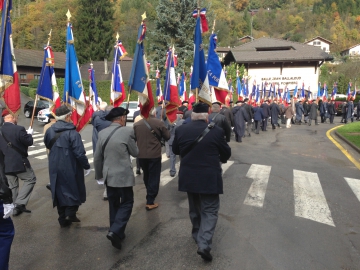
left=0, top=95, right=359, bottom=268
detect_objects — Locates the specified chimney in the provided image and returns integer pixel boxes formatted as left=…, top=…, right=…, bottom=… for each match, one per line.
left=104, top=58, right=108, bottom=74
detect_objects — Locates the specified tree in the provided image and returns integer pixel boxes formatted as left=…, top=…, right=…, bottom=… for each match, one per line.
left=74, top=0, right=115, bottom=64
left=149, top=0, right=196, bottom=73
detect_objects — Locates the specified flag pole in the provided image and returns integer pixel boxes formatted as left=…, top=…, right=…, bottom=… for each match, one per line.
left=195, top=2, right=200, bottom=103
left=29, top=29, right=52, bottom=128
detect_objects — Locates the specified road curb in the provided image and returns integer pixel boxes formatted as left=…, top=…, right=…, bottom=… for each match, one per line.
left=334, top=130, right=360, bottom=155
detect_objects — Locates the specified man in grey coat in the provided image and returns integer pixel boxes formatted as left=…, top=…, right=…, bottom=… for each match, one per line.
left=94, top=107, right=139, bottom=250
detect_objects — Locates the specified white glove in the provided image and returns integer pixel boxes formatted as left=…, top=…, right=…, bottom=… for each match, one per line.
left=3, top=203, right=14, bottom=219
left=84, top=169, right=92, bottom=177
left=96, top=179, right=104, bottom=185
left=27, top=128, right=33, bottom=135
left=251, top=119, right=254, bottom=122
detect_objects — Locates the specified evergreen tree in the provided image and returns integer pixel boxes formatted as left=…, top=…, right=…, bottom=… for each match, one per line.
left=149, top=0, right=197, bottom=73
left=74, top=0, right=115, bottom=64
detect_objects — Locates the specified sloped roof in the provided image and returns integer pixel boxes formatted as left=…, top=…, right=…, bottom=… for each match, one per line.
left=14, top=48, right=66, bottom=69
left=79, top=57, right=133, bottom=81
left=227, top=37, right=333, bottom=63
left=305, top=36, right=333, bottom=45
left=340, top=43, right=360, bottom=53
left=216, top=47, right=231, bottom=53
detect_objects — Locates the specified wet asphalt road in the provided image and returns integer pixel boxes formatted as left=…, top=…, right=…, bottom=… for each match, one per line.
left=8, top=94, right=360, bottom=270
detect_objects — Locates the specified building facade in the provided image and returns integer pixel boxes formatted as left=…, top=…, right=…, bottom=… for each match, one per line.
left=304, top=36, right=332, bottom=54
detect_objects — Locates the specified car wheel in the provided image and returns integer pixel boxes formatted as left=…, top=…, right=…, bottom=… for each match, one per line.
left=24, top=110, right=31, bottom=118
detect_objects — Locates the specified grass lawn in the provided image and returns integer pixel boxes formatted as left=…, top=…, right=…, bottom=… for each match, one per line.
left=337, top=121, right=360, bottom=148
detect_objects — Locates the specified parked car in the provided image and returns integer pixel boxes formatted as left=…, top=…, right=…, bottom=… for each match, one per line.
left=37, top=108, right=51, bottom=123
left=23, top=100, right=50, bottom=118
left=120, top=101, right=138, bottom=121
left=336, top=101, right=358, bottom=117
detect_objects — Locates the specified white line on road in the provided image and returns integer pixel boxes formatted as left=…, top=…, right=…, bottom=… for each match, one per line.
left=33, top=137, right=44, bottom=142
left=32, top=134, right=44, bottom=138
left=345, top=177, right=360, bottom=202
left=294, top=170, right=335, bottom=227
left=29, top=142, right=93, bottom=157
left=243, top=164, right=271, bottom=208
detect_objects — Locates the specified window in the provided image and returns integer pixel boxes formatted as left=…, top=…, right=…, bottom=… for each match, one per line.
left=20, top=74, right=27, bottom=80
left=34, top=74, right=40, bottom=80
left=313, top=41, right=320, bottom=46
left=322, top=47, right=326, bottom=51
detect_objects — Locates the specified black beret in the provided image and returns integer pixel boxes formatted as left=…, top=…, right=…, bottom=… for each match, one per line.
left=55, top=105, right=71, bottom=116
left=212, top=101, right=221, bottom=106
left=236, top=100, right=244, bottom=104
left=182, top=101, right=189, bottom=105
left=158, top=100, right=163, bottom=105
left=192, top=102, right=209, bottom=113
left=243, top=98, right=249, bottom=102
left=105, top=107, right=129, bottom=120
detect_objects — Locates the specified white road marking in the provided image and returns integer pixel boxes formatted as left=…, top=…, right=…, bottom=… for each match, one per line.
left=345, top=177, right=360, bottom=202
left=293, top=170, right=335, bottom=227
left=28, top=142, right=93, bottom=156
left=243, top=164, right=271, bottom=208
left=33, top=137, right=44, bottom=142
left=32, top=133, right=44, bottom=138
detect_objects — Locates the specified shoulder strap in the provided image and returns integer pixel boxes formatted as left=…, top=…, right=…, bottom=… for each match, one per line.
left=181, top=123, right=215, bottom=158
left=143, top=119, right=165, bottom=147
left=210, top=112, right=220, bottom=123
left=0, top=128, right=27, bottom=157
left=102, top=126, right=122, bottom=155
left=48, top=131, right=64, bottom=150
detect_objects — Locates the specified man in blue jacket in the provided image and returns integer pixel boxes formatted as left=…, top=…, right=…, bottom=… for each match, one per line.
left=172, top=102, right=231, bottom=262
left=44, top=105, right=90, bottom=228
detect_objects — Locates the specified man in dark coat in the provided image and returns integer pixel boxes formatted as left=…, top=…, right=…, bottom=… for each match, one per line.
left=44, top=105, right=90, bottom=227
left=270, top=100, right=281, bottom=129
left=184, top=102, right=195, bottom=120
left=232, top=101, right=249, bottom=142
left=327, top=100, right=336, bottom=124
left=133, top=108, right=170, bottom=210
left=303, top=100, right=310, bottom=123
left=172, top=102, right=231, bottom=262
left=209, top=102, right=231, bottom=142
left=345, top=99, right=354, bottom=123
left=0, top=150, right=15, bottom=270
left=308, top=99, right=319, bottom=126
left=178, top=101, right=189, bottom=115
left=253, top=103, right=264, bottom=134
left=168, top=111, right=185, bottom=177
left=260, top=100, right=271, bottom=131
left=295, top=100, right=304, bottom=124
left=91, top=102, right=108, bottom=153
left=243, top=98, right=253, bottom=136
left=0, top=113, right=36, bottom=216
left=320, top=99, right=329, bottom=123
left=219, top=103, right=234, bottom=128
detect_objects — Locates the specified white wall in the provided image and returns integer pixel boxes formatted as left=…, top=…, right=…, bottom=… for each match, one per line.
left=247, top=66, right=319, bottom=94
left=305, top=39, right=330, bottom=53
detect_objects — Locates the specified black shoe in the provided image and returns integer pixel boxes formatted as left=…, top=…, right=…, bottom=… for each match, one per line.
left=13, top=204, right=31, bottom=216
left=46, top=183, right=51, bottom=191
left=248, top=133, right=251, bottom=137
left=65, top=215, right=81, bottom=222
left=136, top=169, right=141, bottom=175
left=107, top=232, right=122, bottom=249
left=197, top=248, right=212, bottom=261
left=103, top=197, right=108, bottom=201
left=60, top=221, right=72, bottom=228
left=170, top=173, right=175, bottom=177
left=315, top=123, right=320, bottom=125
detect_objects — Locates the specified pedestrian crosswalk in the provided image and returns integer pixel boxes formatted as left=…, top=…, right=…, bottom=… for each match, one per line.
left=28, top=131, right=360, bottom=228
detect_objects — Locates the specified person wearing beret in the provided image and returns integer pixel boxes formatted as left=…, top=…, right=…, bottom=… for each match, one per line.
left=252, top=103, right=264, bottom=134
left=209, top=102, right=231, bottom=142
left=178, top=100, right=189, bottom=115
left=260, top=99, right=271, bottom=131
left=94, top=107, right=139, bottom=249
left=308, top=99, right=319, bottom=126
left=327, top=99, right=336, bottom=124
left=184, top=102, right=195, bottom=120
left=133, top=107, right=170, bottom=211
left=243, top=98, right=254, bottom=136
left=0, top=149, right=15, bottom=270
left=44, top=105, right=90, bottom=227
left=232, top=101, right=249, bottom=142
left=269, top=99, right=281, bottom=129
left=168, top=111, right=185, bottom=177
left=172, top=102, right=231, bottom=261
left=0, top=112, right=36, bottom=216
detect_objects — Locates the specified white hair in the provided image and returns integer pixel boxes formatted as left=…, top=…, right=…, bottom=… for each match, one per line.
left=211, top=104, right=221, bottom=113
left=99, top=101, right=108, bottom=110
left=55, top=113, right=71, bottom=121
left=150, top=107, right=156, bottom=116
left=191, top=112, right=208, bottom=121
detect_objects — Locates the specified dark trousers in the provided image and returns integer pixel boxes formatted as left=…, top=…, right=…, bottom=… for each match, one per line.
left=139, top=158, right=162, bottom=205
left=136, top=158, right=140, bottom=170
left=329, top=114, right=335, bottom=123
left=308, top=118, right=318, bottom=125
left=107, top=186, right=134, bottom=239
left=187, top=193, right=219, bottom=252
left=254, top=120, right=260, bottom=134
left=262, top=117, right=268, bottom=131
left=57, top=205, right=79, bottom=226
left=0, top=203, right=14, bottom=270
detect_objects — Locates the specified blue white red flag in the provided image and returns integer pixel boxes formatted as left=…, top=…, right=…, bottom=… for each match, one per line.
left=191, top=15, right=210, bottom=104
left=322, top=83, right=327, bottom=101
left=352, top=85, right=357, bottom=100
left=163, top=46, right=181, bottom=123
left=37, top=44, right=61, bottom=115
left=293, top=85, right=298, bottom=99
left=268, top=83, right=272, bottom=98
left=283, top=86, right=287, bottom=100
left=347, top=82, right=352, bottom=100
left=256, top=84, right=260, bottom=103
left=128, top=19, right=154, bottom=119
left=300, top=82, right=305, bottom=99
left=251, top=80, right=256, bottom=100
left=0, top=0, right=21, bottom=116
left=308, top=90, right=312, bottom=100
left=331, top=83, right=337, bottom=100
left=277, top=85, right=282, bottom=102
left=88, top=64, right=98, bottom=113
left=287, top=87, right=291, bottom=103
left=192, top=8, right=208, bottom=33
left=204, top=34, right=228, bottom=104
left=243, top=78, right=248, bottom=97
left=63, top=17, right=90, bottom=132
left=236, top=75, right=242, bottom=100
left=111, top=39, right=127, bottom=107
left=156, top=69, right=163, bottom=103
left=317, top=82, right=321, bottom=98
left=179, top=71, right=187, bottom=102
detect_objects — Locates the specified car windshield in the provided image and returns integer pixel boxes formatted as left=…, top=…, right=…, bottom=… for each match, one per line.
left=129, top=103, right=138, bottom=109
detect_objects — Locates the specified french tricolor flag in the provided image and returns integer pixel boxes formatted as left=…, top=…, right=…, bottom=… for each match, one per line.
left=36, top=44, right=61, bottom=115
left=111, top=39, right=127, bottom=107
left=156, top=69, right=163, bottom=103
left=179, top=71, right=187, bottom=102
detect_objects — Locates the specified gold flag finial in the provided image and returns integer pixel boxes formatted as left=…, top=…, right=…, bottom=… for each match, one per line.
left=141, top=12, right=147, bottom=21
left=66, top=9, right=71, bottom=21
left=116, top=32, right=119, bottom=40
left=47, top=29, right=52, bottom=46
